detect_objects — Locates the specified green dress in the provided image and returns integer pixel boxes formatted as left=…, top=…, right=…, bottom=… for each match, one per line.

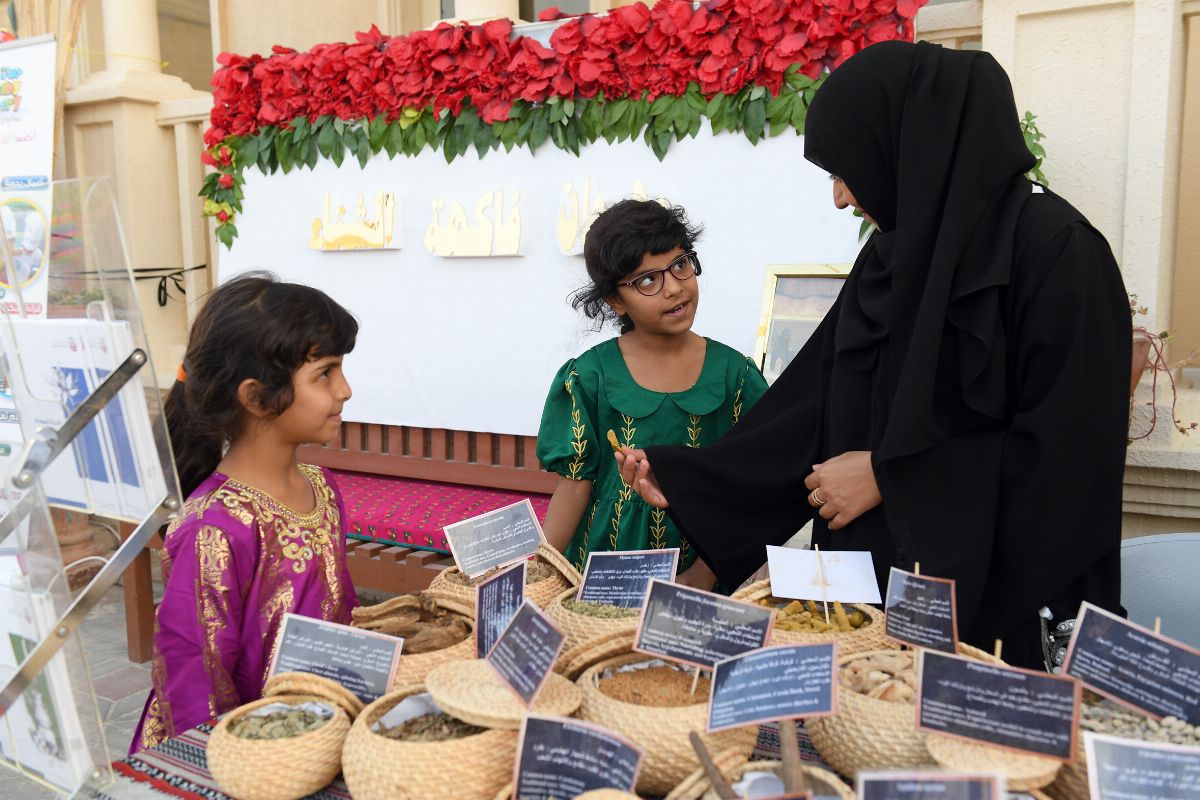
left=536, top=337, right=769, bottom=574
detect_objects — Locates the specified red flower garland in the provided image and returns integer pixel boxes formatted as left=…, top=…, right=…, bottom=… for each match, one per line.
left=205, top=0, right=923, bottom=147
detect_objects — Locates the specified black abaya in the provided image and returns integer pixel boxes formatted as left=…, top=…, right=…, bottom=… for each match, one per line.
left=644, top=43, right=1130, bottom=669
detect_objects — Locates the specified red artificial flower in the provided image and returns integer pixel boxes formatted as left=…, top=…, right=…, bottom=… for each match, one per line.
left=218, top=174, right=234, bottom=189
left=200, top=0, right=929, bottom=155
left=216, top=210, right=230, bottom=223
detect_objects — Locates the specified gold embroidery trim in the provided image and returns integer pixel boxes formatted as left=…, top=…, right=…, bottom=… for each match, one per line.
left=610, top=416, right=637, bottom=550
left=564, top=370, right=589, bottom=480
left=686, top=414, right=702, bottom=448
left=196, top=525, right=239, bottom=718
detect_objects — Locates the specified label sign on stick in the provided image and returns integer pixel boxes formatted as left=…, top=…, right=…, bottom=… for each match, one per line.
left=917, top=651, right=1080, bottom=761
left=476, top=561, right=525, bottom=658
left=1084, top=732, right=1200, bottom=800
left=578, top=549, right=679, bottom=608
left=857, top=771, right=1005, bottom=800
left=707, top=643, right=837, bottom=733
left=634, top=579, right=774, bottom=670
left=444, top=499, right=545, bottom=578
left=1062, top=602, right=1200, bottom=726
left=884, top=567, right=958, bottom=653
left=268, top=613, right=402, bottom=703
left=514, top=715, right=643, bottom=800
left=486, top=600, right=566, bottom=706
left=766, top=546, right=882, bottom=604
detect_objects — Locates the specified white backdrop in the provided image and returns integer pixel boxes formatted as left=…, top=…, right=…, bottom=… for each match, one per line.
left=222, top=124, right=862, bottom=436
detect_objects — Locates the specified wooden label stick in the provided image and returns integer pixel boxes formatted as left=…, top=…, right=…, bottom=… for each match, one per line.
left=813, top=543, right=831, bottom=625
left=691, top=666, right=702, bottom=695
left=993, top=639, right=1003, bottom=662
left=1155, top=617, right=1162, bottom=635
left=689, top=731, right=736, bottom=800
left=778, top=718, right=810, bottom=795
left=914, top=561, right=921, bottom=575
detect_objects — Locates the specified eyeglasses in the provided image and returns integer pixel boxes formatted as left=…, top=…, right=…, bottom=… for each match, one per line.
left=619, top=251, right=702, bottom=297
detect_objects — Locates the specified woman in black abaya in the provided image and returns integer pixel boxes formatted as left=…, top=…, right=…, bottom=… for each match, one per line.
left=617, top=41, right=1131, bottom=671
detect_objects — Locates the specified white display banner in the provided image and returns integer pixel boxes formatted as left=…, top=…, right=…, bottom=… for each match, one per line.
left=222, top=125, right=861, bottom=435
left=0, top=34, right=55, bottom=318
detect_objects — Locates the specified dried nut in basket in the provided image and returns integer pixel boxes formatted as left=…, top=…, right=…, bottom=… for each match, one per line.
left=758, top=598, right=868, bottom=633
left=352, top=594, right=471, bottom=654
left=599, top=665, right=710, bottom=707
left=375, top=712, right=486, bottom=742
left=442, top=558, right=556, bottom=587
left=1081, top=692, right=1200, bottom=746
left=229, top=707, right=329, bottom=740
left=841, top=651, right=917, bottom=702
left=561, top=598, right=640, bottom=619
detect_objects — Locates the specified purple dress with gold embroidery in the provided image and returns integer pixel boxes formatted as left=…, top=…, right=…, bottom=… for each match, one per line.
left=131, top=464, right=357, bottom=752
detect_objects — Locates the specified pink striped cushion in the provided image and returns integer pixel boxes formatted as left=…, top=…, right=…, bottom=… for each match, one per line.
left=332, top=469, right=551, bottom=554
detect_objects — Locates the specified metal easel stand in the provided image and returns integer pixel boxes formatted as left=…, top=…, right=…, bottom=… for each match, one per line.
left=0, top=348, right=183, bottom=781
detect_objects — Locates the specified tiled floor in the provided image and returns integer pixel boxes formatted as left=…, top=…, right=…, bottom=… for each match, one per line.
left=2, top=586, right=153, bottom=799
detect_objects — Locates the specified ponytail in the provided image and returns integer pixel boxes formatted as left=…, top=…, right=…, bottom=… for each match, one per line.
left=164, top=375, right=236, bottom=499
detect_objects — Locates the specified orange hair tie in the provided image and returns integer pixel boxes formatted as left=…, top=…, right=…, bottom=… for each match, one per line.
left=176, top=363, right=187, bottom=383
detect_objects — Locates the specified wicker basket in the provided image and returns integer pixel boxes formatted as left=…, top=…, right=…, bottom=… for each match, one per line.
left=806, top=643, right=1003, bottom=779
left=208, top=673, right=360, bottom=800
left=425, top=658, right=583, bottom=729
left=352, top=590, right=477, bottom=687
left=730, top=579, right=892, bottom=657
left=428, top=543, right=582, bottom=610
left=571, top=632, right=758, bottom=797
left=927, top=734, right=1062, bottom=791
left=342, top=684, right=517, bottom=800
left=666, top=748, right=854, bottom=800
left=545, top=586, right=640, bottom=654
left=493, top=784, right=640, bottom=800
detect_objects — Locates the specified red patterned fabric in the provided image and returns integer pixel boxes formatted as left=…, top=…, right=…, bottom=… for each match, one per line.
left=332, top=469, right=551, bottom=554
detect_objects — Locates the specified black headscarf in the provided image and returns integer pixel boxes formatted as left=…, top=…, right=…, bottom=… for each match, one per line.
left=645, top=41, right=1129, bottom=666
left=805, top=41, right=1035, bottom=463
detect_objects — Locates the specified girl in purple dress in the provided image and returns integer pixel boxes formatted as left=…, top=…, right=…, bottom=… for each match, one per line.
left=132, top=274, right=360, bottom=752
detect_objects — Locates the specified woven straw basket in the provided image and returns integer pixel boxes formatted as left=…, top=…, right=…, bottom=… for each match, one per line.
left=666, top=747, right=854, bottom=800
left=493, top=784, right=640, bottom=799
left=428, top=543, right=582, bottom=610
left=806, top=643, right=1003, bottom=779
left=927, top=734, right=1062, bottom=791
left=731, top=579, right=891, bottom=657
left=546, top=586, right=640, bottom=653
left=569, top=631, right=757, bottom=797
left=424, top=658, right=583, bottom=729
left=342, top=684, right=518, bottom=800
left=352, top=590, right=477, bottom=686
left=208, top=672, right=361, bottom=800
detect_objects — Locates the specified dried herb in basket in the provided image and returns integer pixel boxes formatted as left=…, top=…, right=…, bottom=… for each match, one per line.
left=229, top=707, right=329, bottom=740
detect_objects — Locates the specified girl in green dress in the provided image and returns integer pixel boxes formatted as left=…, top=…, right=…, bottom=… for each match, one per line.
left=536, top=200, right=768, bottom=590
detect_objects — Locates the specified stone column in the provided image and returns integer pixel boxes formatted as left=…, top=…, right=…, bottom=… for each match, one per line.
left=63, top=0, right=209, bottom=388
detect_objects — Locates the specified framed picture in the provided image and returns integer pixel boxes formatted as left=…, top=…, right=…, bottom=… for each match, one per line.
left=754, top=264, right=851, bottom=384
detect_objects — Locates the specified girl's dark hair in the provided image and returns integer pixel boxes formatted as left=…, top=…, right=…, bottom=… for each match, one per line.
left=164, top=272, right=358, bottom=498
left=571, top=199, right=703, bottom=333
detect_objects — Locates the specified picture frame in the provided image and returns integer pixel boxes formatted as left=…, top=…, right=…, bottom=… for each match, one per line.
left=753, top=264, right=852, bottom=384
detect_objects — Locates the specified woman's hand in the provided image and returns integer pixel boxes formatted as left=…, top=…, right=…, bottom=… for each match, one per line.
left=804, top=451, right=881, bottom=530
left=615, top=449, right=670, bottom=508
left=675, top=558, right=717, bottom=591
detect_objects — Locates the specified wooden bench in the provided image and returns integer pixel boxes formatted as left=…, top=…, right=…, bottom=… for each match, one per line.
left=121, top=424, right=557, bottom=662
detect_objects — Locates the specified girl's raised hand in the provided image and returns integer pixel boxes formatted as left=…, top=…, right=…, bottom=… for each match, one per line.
left=615, top=449, right=670, bottom=508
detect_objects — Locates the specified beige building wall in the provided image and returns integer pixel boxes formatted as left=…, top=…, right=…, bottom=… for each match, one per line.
left=1173, top=11, right=1200, bottom=366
